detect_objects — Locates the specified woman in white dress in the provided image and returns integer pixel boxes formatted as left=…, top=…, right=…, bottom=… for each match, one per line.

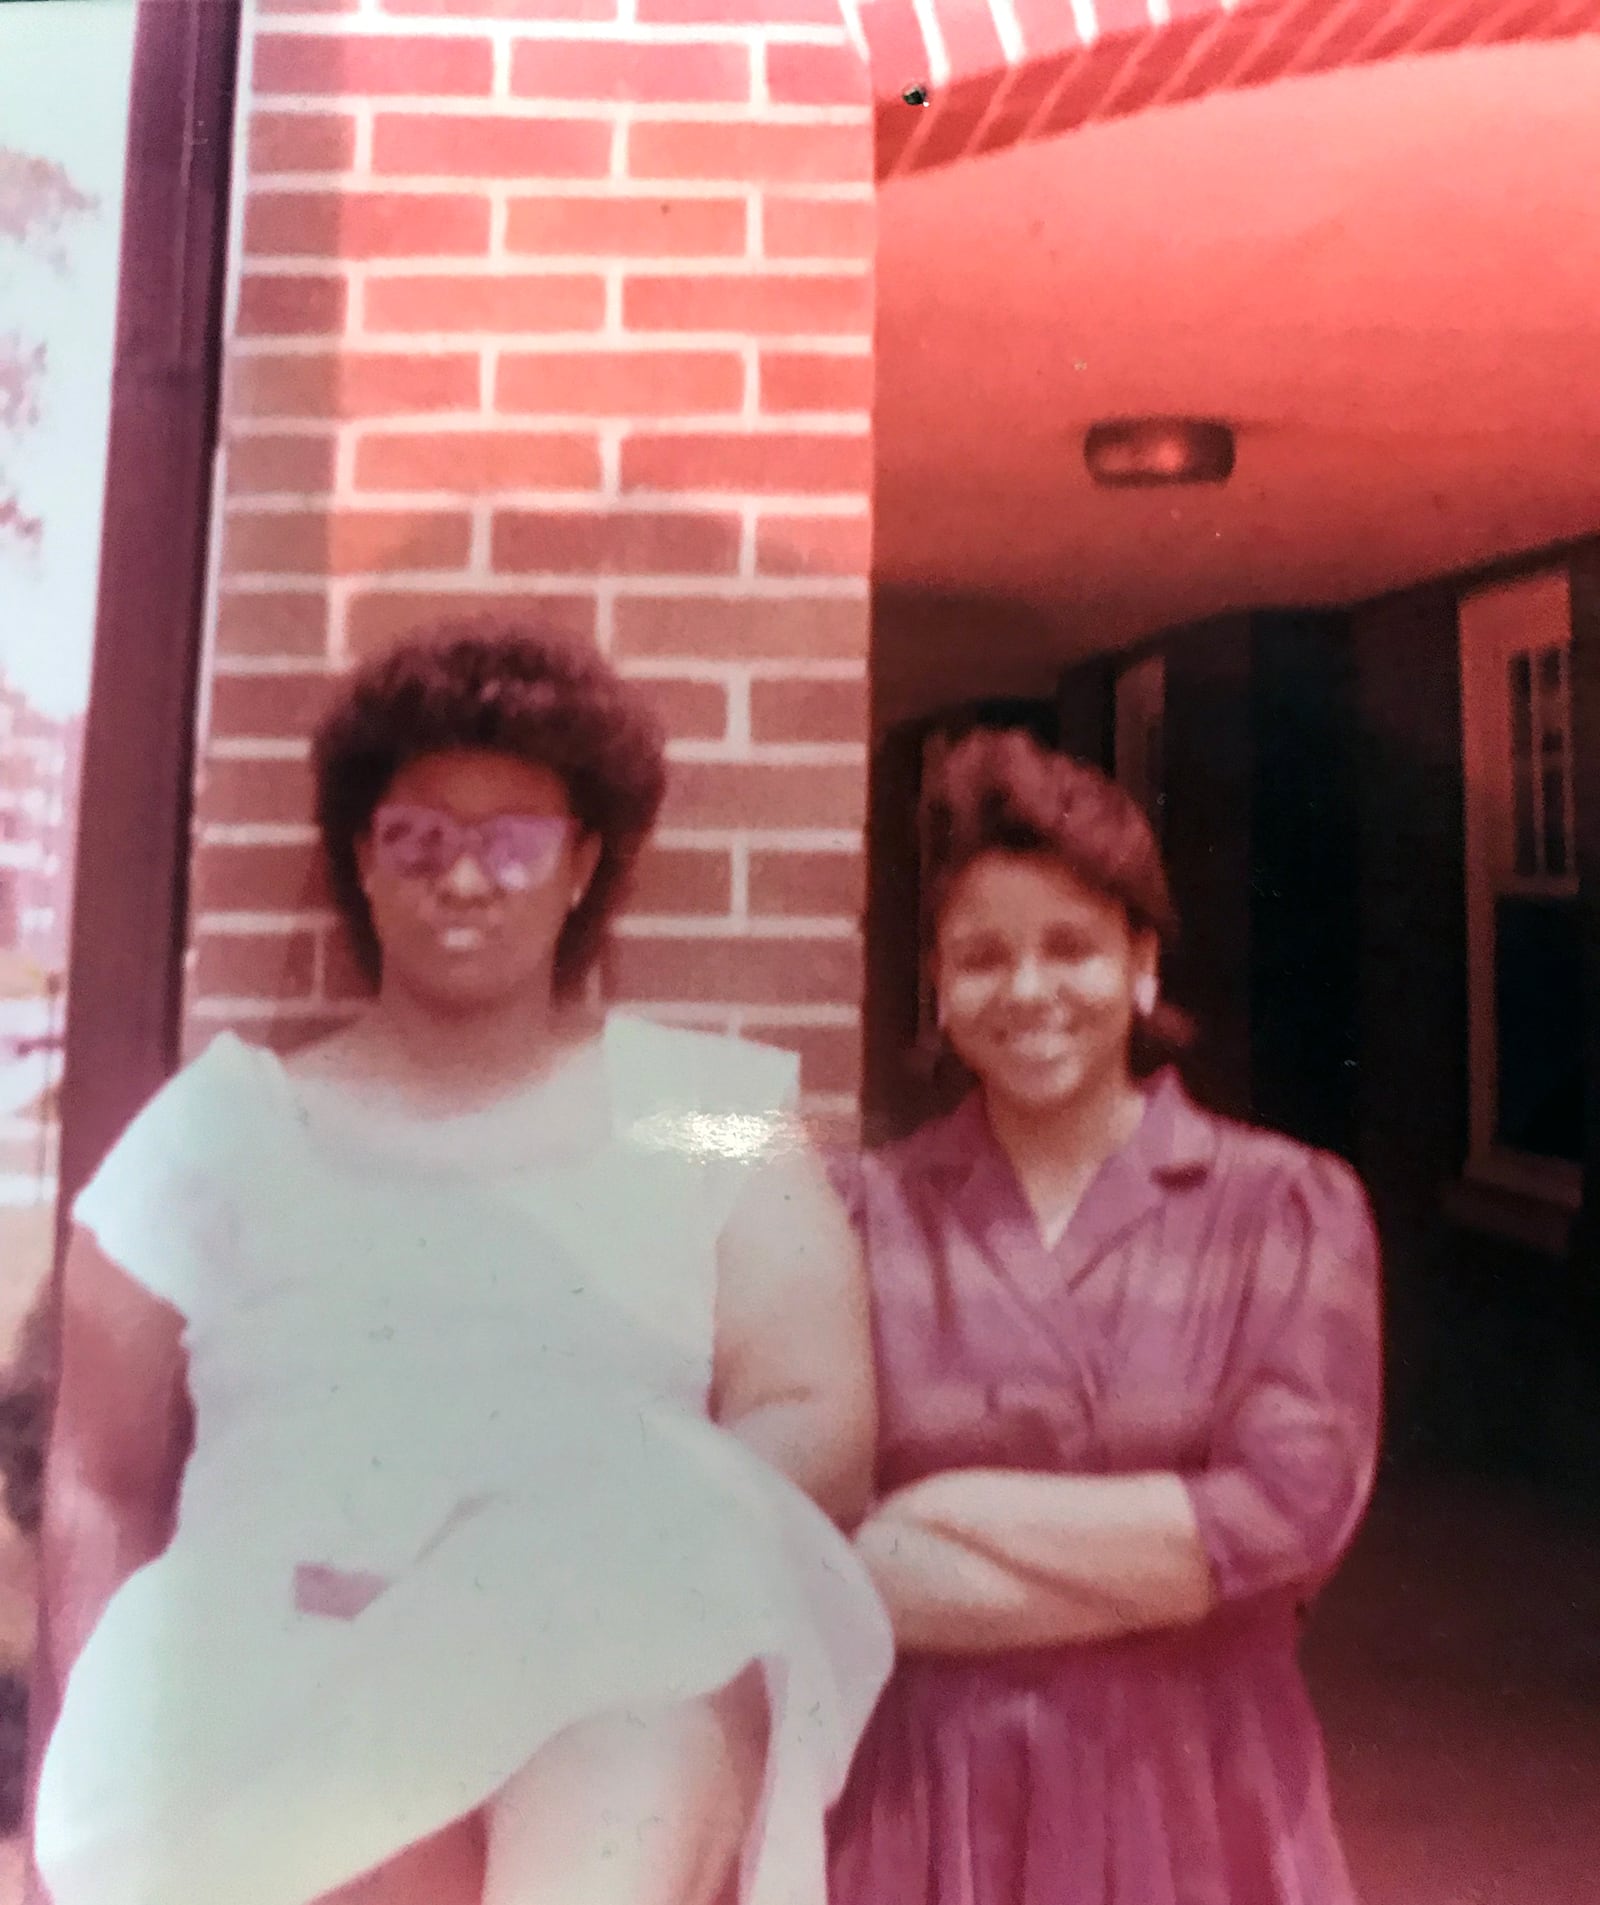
left=30, top=623, right=893, bottom=1905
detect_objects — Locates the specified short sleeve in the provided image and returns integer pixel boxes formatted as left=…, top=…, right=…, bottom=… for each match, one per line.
left=610, top=1018, right=803, bottom=1238
left=710, top=1030, right=803, bottom=1121
left=694, top=1032, right=803, bottom=1236
left=69, top=1034, right=249, bottom=1319
left=1182, top=1149, right=1383, bottom=1605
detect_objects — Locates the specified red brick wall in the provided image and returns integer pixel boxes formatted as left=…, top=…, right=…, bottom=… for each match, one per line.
left=188, top=0, right=874, bottom=1125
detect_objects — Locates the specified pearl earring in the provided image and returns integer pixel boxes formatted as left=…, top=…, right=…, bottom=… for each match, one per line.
left=1135, top=975, right=1159, bottom=1018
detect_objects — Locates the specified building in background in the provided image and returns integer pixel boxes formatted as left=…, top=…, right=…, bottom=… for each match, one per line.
left=0, top=675, right=83, bottom=978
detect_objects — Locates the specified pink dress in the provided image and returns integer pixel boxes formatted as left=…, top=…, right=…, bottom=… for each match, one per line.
left=827, top=1069, right=1383, bottom=1905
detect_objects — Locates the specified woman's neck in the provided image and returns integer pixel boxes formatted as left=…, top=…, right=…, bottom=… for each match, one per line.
left=348, top=985, right=601, bottom=1112
left=982, top=1065, right=1147, bottom=1243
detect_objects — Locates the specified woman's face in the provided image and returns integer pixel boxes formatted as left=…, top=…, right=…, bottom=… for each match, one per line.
left=356, top=749, right=601, bottom=1015
left=933, top=850, right=1157, bottom=1116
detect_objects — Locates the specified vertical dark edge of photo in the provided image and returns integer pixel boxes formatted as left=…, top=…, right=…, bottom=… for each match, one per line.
left=20, top=0, right=244, bottom=1877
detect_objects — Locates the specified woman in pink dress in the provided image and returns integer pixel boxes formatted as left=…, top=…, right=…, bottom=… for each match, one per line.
left=828, top=728, right=1382, bottom=1905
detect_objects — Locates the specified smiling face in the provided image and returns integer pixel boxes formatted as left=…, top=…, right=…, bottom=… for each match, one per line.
left=355, top=748, right=601, bottom=1017
left=933, top=850, right=1158, bottom=1118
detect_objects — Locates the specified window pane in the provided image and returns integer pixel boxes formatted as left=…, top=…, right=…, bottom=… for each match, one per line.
left=1535, top=644, right=1574, bottom=877
left=1508, top=651, right=1537, bottom=874
left=1509, top=651, right=1534, bottom=755
left=1543, top=767, right=1569, bottom=876
left=1494, top=894, right=1585, bottom=1163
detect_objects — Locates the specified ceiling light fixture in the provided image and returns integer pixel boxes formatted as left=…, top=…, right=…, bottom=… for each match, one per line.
left=1084, top=417, right=1236, bottom=487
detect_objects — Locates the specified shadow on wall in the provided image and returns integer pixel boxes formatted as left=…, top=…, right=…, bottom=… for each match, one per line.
left=870, top=586, right=1086, bottom=735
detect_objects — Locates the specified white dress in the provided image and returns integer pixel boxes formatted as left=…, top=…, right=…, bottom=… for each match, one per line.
left=34, top=1016, right=893, bottom=1905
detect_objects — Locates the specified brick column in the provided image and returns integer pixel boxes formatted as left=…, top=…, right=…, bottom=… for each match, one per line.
left=189, top=0, right=874, bottom=1128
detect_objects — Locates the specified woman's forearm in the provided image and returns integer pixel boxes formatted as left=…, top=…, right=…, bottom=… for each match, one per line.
left=857, top=1509, right=1145, bottom=1652
left=722, top=1394, right=873, bottom=1529
left=884, top=1468, right=1217, bottom=1638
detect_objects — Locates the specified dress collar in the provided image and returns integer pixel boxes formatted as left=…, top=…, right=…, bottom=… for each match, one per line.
left=915, top=1066, right=1219, bottom=1196
left=907, top=1067, right=1220, bottom=1270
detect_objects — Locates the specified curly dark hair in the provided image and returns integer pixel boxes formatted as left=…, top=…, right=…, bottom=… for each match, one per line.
left=312, top=620, right=667, bottom=997
left=921, top=726, right=1195, bottom=1073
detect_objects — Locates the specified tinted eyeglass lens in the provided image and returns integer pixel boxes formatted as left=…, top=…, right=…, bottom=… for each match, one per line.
left=373, top=809, right=450, bottom=879
left=372, top=807, right=568, bottom=890
left=481, top=817, right=567, bottom=891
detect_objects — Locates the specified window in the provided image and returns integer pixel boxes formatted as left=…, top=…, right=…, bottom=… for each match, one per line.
left=1458, top=568, right=1583, bottom=1207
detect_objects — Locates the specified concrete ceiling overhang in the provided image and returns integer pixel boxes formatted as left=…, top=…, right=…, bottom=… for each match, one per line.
left=873, top=35, right=1600, bottom=702
left=845, top=0, right=1600, bottom=180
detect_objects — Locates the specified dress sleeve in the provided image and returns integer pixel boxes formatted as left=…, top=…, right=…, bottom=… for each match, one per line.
left=69, top=1036, right=246, bottom=1321
left=1182, top=1149, right=1383, bottom=1605
left=696, top=1033, right=804, bottom=1237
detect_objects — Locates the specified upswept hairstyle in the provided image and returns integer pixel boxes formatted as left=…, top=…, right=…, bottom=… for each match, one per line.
left=311, top=619, right=667, bottom=997
left=920, top=726, right=1195, bottom=1072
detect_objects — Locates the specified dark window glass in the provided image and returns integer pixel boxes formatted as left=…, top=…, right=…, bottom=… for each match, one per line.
left=1494, top=894, right=1584, bottom=1163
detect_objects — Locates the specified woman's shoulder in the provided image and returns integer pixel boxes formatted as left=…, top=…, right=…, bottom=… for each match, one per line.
left=875, top=1093, right=985, bottom=1170
left=1213, top=1110, right=1365, bottom=1187
left=70, top=1031, right=274, bottom=1311
left=73, top=1031, right=281, bottom=1210
left=606, top=1014, right=800, bottom=1120
left=1199, top=1103, right=1376, bottom=1243
left=112, top=1029, right=271, bottom=1154
left=821, top=1097, right=977, bottom=1218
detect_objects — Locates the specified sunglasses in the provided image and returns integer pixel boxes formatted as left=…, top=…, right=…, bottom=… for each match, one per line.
left=369, top=804, right=572, bottom=893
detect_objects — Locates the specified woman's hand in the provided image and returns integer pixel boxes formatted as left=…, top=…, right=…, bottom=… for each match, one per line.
left=872, top=1469, right=984, bottom=1525
left=853, top=1499, right=1117, bottom=1654
left=293, top=1564, right=389, bottom=1620
left=855, top=1468, right=1217, bottom=1651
